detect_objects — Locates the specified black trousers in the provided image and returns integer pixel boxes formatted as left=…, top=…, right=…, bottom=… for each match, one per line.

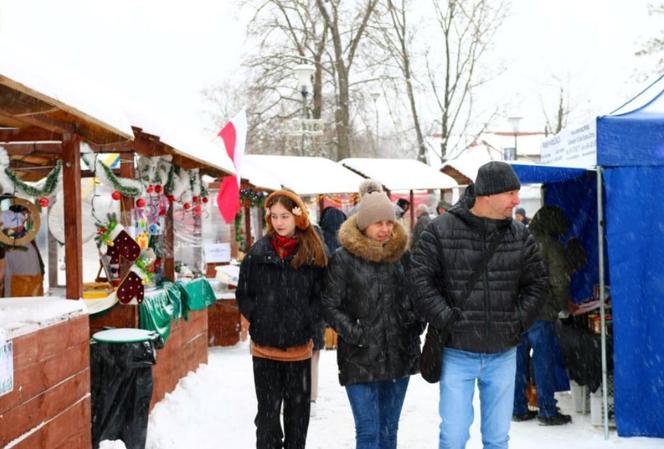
left=253, top=357, right=312, bottom=449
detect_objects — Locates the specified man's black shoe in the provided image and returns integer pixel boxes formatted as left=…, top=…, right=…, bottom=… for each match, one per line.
left=538, top=412, right=572, bottom=425
left=512, top=411, right=537, bottom=422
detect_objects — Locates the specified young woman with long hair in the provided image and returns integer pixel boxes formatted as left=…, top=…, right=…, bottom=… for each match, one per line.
left=236, top=189, right=327, bottom=449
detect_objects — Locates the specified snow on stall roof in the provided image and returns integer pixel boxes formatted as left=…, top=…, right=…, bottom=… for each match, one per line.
left=243, top=155, right=366, bottom=195
left=239, top=157, right=282, bottom=191
left=442, top=144, right=504, bottom=184
left=0, top=44, right=133, bottom=140
left=0, top=297, right=87, bottom=341
left=123, top=106, right=235, bottom=175
left=340, top=158, right=457, bottom=191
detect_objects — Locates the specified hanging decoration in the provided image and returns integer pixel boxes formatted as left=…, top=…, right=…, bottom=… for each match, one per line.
left=95, top=213, right=141, bottom=262
left=116, top=248, right=157, bottom=304
left=0, top=147, right=63, bottom=200
left=240, top=189, right=267, bottom=208
left=0, top=196, right=41, bottom=247
left=82, top=152, right=142, bottom=198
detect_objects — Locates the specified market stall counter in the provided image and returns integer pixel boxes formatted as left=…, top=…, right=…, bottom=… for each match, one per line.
left=0, top=298, right=91, bottom=449
left=89, top=278, right=216, bottom=409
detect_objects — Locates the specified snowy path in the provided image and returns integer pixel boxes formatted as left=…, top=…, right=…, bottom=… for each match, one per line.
left=145, top=341, right=663, bottom=449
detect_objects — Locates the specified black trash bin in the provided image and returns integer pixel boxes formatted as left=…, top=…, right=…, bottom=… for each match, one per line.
left=91, top=328, right=158, bottom=449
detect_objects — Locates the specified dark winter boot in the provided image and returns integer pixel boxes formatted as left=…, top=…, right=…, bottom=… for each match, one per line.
left=538, top=412, right=572, bottom=425
left=512, top=410, right=537, bottom=422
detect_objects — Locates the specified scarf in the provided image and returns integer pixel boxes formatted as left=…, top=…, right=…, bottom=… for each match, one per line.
left=271, top=234, right=298, bottom=260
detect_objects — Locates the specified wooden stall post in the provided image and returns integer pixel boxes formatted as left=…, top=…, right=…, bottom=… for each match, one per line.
left=119, top=152, right=136, bottom=226
left=62, top=133, right=83, bottom=299
left=163, top=202, right=175, bottom=282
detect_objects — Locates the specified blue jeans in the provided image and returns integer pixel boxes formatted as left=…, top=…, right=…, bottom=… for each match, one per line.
left=514, top=320, right=559, bottom=417
left=345, top=377, right=410, bottom=449
left=438, top=347, right=516, bottom=449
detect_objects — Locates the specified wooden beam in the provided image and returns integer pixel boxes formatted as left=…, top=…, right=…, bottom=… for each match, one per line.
left=0, top=126, right=62, bottom=142
left=131, top=132, right=165, bottom=157
left=62, top=133, right=83, bottom=299
left=163, top=202, right=175, bottom=282
left=2, top=142, right=62, bottom=155
left=119, top=152, right=135, bottom=226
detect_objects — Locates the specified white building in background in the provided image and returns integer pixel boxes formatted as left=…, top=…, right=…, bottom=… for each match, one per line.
left=428, top=128, right=549, bottom=218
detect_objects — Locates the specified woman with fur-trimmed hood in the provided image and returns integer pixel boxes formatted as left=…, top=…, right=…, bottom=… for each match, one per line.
left=322, top=186, right=423, bottom=449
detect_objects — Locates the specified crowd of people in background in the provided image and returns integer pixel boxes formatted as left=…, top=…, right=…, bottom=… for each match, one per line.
left=237, top=161, right=580, bottom=449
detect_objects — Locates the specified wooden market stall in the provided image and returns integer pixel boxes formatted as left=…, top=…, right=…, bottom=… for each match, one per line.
left=86, top=111, right=236, bottom=408
left=0, top=61, right=133, bottom=449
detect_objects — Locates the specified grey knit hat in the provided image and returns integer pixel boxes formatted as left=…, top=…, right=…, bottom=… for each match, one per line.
left=356, top=192, right=396, bottom=230
left=474, top=161, right=521, bottom=196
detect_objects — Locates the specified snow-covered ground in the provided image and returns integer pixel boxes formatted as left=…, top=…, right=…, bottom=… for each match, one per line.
left=140, top=341, right=663, bottom=449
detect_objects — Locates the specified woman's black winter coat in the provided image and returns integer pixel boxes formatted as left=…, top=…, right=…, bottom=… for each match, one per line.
left=322, top=215, right=423, bottom=386
left=236, top=235, right=324, bottom=349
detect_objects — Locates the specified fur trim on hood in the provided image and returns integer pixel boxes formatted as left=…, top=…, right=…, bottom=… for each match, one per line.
left=338, top=214, right=408, bottom=263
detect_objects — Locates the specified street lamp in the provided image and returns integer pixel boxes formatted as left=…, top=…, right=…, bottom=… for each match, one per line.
left=507, top=116, right=523, bottom=160
left=370, top=91, right=380, bottom=152
left=293, top=63, right=316, bottom=154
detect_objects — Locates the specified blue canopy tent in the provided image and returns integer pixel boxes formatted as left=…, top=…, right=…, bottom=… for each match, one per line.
left=516, top=76, right=664, bottom=439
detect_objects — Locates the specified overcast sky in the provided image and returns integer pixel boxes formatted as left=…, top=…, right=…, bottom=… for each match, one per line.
left=0, top=0, right=659, bottom=135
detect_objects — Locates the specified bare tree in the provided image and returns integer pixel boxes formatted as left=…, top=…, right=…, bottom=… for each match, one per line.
left=541, top=87, right=569, bottom=136
left=635, top=3, right=664, bottom=71
left=370, top=0, right=428, bottom=162
left=315, top=0, right=380, bottom=160
left=427, top=0, right=508, bottom=162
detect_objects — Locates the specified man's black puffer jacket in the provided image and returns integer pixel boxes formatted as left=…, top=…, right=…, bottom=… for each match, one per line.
left=411, top=203, right=547, bottom=353
left=236, top=236, right=323, bottom=349
left=322, top=215, right=423, bottom=386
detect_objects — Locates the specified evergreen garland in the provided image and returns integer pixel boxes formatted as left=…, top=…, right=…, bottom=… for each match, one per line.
left=4, top=160, right=62, bottom=198
left=240, top=189, right=266, bottom=207
left=99, top=162, right=141, bottom=197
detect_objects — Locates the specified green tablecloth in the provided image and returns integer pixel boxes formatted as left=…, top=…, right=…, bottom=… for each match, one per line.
left=138, top=278, right=216, bottom=341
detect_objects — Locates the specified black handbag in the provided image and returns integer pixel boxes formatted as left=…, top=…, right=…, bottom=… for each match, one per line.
left=420, top=227, right=507, bottom=383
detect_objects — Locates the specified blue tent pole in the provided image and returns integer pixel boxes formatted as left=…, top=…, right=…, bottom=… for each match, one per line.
left=597, top=166, right=609, bottom=439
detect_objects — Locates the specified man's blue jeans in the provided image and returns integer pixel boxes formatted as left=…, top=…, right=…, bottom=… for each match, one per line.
left=345, top=377, right=410, bottom=449
left=513, top=320, right=559, bottom=417
left=438, top=347, right=516, bottom=449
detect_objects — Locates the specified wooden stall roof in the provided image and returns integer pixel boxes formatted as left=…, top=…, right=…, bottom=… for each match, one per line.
left=102, top=108, right=236, bottom=177
left=0, top=56, right=133, bottom=145
left=243, top=155, right=366, bottom=195
left=340, top=157, right=458, bottom=191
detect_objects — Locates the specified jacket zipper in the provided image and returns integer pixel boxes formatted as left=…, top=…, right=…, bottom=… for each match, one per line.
left=484, top=230, right=491, bottom=342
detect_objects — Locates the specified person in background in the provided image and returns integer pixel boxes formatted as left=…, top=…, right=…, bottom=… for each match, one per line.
left=395, top=198, right=410, bottom=219
left=514, top=207, right=529, bottom=226
left=322, top=188, right=423, bottom=449
left=2, top=204, right=45, bottom=297
left=411, top=204, right=432, bottom=250
left=513, top=205, right=574, bottom=425
left=436, top=199, right=452, bottom=216
left=411, top=161, right=547, bottom=449
left=236, top=189, right=328, bottom=449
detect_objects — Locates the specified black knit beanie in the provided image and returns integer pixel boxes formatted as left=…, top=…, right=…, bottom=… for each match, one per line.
left=474, top=161, right=521, bottom=196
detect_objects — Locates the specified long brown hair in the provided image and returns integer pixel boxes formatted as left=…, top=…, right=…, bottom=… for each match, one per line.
left=265, top=194, right=328, bottom=269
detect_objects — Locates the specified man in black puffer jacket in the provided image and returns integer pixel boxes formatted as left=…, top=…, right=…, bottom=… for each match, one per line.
left=411, top=161, right=547, bottom=449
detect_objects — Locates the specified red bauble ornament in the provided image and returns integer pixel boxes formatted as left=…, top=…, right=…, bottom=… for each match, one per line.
left=146, top=185, right=154, bottom=194
left=158, top=207, right=167, bottom=216
left=154, top=185, right=163, bottom=194
left=112, top=191, right=122, bottom=201
left=167, top=194, right=175, bottom=203
left=194, top=205, right=202, bottom=216
left=202, top=196, right=209, bottom=204
left=38, top=197, right=49, bottom=207
left=192, top=195, right=200, bottom=203
left=183, top=202, right=191, bottom=210
left=136, top=198, right=146, bottom=208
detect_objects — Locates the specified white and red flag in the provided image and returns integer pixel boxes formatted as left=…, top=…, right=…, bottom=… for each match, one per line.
left=216, top=110, right=247, bottom=223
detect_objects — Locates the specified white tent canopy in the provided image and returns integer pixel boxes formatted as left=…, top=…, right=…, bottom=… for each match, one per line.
left=243, top=155, right=366, bottom=195
left=340, top=157, right=457, bottom=191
